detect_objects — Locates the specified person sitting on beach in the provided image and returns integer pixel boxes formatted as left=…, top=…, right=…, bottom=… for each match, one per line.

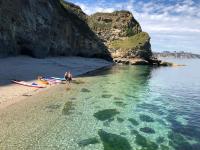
left=38, top=76, right=44, bottom=81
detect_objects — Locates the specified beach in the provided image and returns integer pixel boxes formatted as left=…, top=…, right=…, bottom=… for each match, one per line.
left=0, top=56, right=113, bottom=109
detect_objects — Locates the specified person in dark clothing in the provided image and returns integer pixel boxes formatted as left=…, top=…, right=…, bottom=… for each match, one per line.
left=64, top=72, right=68, bottom=81
left=64, top=71, right=72, bottom=84
left=67, top=71, right=72, bottom=83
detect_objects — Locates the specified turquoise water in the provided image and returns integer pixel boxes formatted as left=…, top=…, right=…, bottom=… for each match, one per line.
left=0, top=59, right=200, bottom=150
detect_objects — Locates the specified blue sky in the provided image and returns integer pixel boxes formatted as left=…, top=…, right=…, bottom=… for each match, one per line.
left=66, top=0, right=200, bottom=54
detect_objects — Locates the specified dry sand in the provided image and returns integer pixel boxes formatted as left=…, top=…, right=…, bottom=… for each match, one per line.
left=0, top=56, right=112, bottom=108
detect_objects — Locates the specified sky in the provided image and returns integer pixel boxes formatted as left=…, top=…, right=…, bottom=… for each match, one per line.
left=66, top=0, right=200, bottom=54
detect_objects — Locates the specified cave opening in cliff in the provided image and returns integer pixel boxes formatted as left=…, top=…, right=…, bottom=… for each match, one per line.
left=20, top=46, right=34, bottom=57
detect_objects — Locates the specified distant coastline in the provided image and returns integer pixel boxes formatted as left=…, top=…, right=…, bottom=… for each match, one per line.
left=153, top=51, right=200, bottom=59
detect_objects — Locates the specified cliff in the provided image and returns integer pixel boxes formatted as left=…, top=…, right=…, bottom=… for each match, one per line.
left=88, top=11, right=142, bottom=43
left=88, top=11, right=153, bottom=63
left=0, top=0, right=112, bottom=60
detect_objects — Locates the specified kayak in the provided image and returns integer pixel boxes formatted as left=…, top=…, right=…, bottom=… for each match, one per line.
left=38, top=79, right=49, bottom=85
left=50, top=77, right=66, bottom=81
left=12, top=80, right=46, bottom=88
left=44, top=78, right=62, bottom=84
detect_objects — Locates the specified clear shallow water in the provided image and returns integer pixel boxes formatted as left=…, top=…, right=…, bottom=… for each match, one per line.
left=0, top=59, right=200, bottom=150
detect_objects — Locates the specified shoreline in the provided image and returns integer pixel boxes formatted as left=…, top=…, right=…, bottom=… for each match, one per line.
left=0, top=56, right=113, bottom=109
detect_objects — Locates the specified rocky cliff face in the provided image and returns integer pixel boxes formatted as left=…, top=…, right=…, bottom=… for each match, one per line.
left=88, top=11, right=142, bottom=43
left=0, top=0, right=111, bottom=60
left=88, top=11, right=152, bottom=62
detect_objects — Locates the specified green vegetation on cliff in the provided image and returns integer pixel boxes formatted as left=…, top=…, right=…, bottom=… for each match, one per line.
left=87, top=10, right=152, bottom=60
left=88, top=11, right=142, bottom=40
left=110, top=32, right=150, bottom=49
left=59, top=0, right=87, bottom=21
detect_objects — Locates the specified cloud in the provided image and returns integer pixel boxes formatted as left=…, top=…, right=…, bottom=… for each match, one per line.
left=66, top=0, right=200, bottom=53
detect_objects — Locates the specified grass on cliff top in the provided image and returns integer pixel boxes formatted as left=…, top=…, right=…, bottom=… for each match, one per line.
left=110, top=32, right=150, bottom=49
left=59, top=0, right=86, bottom=20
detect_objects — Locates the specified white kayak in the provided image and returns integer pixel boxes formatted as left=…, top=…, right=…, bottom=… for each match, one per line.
left=44, top=78, right=62, bottom=84
left=12, top=80, right=46, bottom=88
left=50, top=77, right=66, bottom=81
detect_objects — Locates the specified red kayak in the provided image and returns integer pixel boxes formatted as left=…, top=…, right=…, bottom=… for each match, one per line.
left=12, top=80, right=46, bottom=88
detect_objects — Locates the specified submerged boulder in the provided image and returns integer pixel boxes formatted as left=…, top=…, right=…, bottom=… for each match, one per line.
left=93, top=109, right=120, bottom=121
left=128, top=118, right=139, bottom=126
left=139, top=114, right=154, bottom=122
left=62, top=101, right=75, bottom=115
left=78, top=137, right=100, bottom=147
left=135, top=133, right=158, bottom=150
left=140, top=127, right=155, bottom=134
left=98, top=129, right=132, bottom=150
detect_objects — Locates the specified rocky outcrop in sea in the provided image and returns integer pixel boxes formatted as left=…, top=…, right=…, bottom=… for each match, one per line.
left=87, top=11, right=156, bottom=65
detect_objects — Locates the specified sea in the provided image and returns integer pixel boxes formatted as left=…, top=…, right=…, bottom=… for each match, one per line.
left=0, top=58, right=200, bottom=150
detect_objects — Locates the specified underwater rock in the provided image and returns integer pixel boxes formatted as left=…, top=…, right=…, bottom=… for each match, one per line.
left=135, top=133, right=147, bottom=146
left=46, top=104, right=61, bottom=110
left=117, top=117, right=124, bottom=123
left=139, top=114, right=154, bottom=122
left=98, top=129, right=132, bottom=150
left=140, top=127, right=155, bottom=134
left=95, top=106, right=101, bottom=109
left=78, top=112, right=83, bottom=115
left=130, top=129, right=139, bottom=135
left=81, top=88, right=91, bottom=92
left=125, top=94, right=136, bottom=98
left=114, top=101, right=127, bottom=107
left=102, top=94, right=113, bottom=98
left=103, top=118, right=114, bottom=127
left=135, top=133, right=158, bottom=150
left=108, top=118, right=115, bottom=122
left=93, top=109, right=120, bottom=121
left=160, top=144, right=170, bottom=150
left=103, top=121, right=110, bottom=127
left=128, top=118, right=139, bottom=126
left=168, top=131, right=192, bottom=150
left=156, top=137, right=165, bottom=144
left=62, top=101, right=75, bottom=115
left=72, top=80, right=85, bottom=84
left=120, top=132, right=127, bottom=136
left=114, top=97, right=124, bottom=100
left=127, top=125, right=134, bottom=129
left=70, top=97, right=76, bottom=100
left=78, top=137, right=100, bottom=147
left=144, top=140, right=158, bottom=150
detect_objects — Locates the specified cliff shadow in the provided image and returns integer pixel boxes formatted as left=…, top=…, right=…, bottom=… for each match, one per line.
left=0, top=56, right=112, bottom=86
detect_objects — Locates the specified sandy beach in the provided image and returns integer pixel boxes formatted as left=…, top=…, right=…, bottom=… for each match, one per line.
left=0, top=56, right=113, bottom=109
